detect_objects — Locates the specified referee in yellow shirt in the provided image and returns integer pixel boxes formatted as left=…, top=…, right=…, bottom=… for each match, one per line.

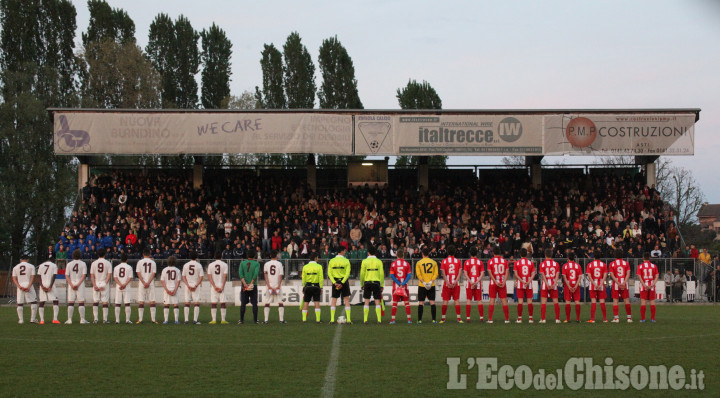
left=360, top=247, right=384, bottom=324
left=415, top=246, right=439, bottom=324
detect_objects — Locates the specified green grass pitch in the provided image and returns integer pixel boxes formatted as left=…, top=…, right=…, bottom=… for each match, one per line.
left=1, top=304, right=718, bottom=397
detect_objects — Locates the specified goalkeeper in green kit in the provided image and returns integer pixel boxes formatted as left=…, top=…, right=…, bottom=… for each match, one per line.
left=301, top=252, right=324, bottom=323
left=328, top=247, right=352, bottom=324
left=360, top=247, right=384, bottom=324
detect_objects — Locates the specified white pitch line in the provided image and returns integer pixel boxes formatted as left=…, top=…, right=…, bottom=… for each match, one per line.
left=321, top=325, right=343, bottom=398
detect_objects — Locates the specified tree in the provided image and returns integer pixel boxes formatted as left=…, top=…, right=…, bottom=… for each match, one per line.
left=200, top=23, right=232, bottom=109
left=395, top=79, right=446, bottom=166
left=81, top=0, right=135, bottom=46
left=316, top=36, right=363, bottom=166
left=659, top=164, right=706, bottom=227
left=146, top=13, right=176, bottom=107
left=255, top=43, right=285, bottom=109
left=0, top=0, right=79, bottom=262
left=283, top=32, right=315, bottom=109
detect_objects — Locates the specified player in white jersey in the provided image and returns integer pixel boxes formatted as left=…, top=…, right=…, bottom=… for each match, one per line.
left=90, top=249, right=112, bottom=323
left=65, top=249, right=89, bottom=324
left=12, top=254, right=38, bottom=324
left=181, top=251, right=204, bottom=324
left=207, top=251, right=229, bottom=324
left=136, top=249, right=158, bottom=323
left=160, top=256, right=181, bottom=324
left=263, top=250, right=285, bottom=323
left=113, top=253, right=134, bottom=324
left=37, top=258, right=60, bottom=324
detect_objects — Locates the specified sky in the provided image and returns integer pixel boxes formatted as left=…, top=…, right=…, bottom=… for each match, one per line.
left=70, top=0, right=720, bottom=202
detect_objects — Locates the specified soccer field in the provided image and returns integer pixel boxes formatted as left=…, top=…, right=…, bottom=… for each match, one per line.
left=1, top=304, right=718, bottom=397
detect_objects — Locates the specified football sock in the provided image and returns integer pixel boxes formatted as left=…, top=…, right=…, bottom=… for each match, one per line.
left=575, top=303, right=581, bottom=321
left=30, top=304, right=37, bottom=321
left=193, top=305, right=200, bottom=322
left=625, top=303, right=632, bottom=318
left=16, top=306, right=23, bottom=321
left=441, top=304, right=447, bottom=320
left=613, top=304, right=619, bottom=318
left=331, top=306, right=336, bottom=322
left=528, top=303, right=533, bottom=319
left=115, top=305, right=120, bottom=321
left=78, top=305, right=85, bottom=321
left=184, top=306, right=190, bottom=321
left=405, top=303, right=411, bottom=319
left=479, top=304, right=484, bottom=319
left=53, top=303, right=59, bottom=321
left=138, top=306, right=144, bottom=321
left=39, top=304, right=45, bottom=322
left=518, top=303, right=523, bottom=318
left=488, top=303, right=494, bottom=321
left=591, top=302, right=596, bottom=320
left=68, top=305, right=74, bottom=320
left=240, top=306, right=246, bottom=322
left=221, top=307, right=227, bottom=322
left=315, top=308, right=321, bottom=322
left=431, top=304, right=437, bottom=321
left=302, top=309, right=308, bottom=321
left=375, top=306, right=382, bottom=321
left=650, top=305, right=656, bottom=320
left=252, top=306, right=258, bottom=322
left=455, top=304, right=461, bottom=320
left=502, top=304, right=509, bottom=321
left=93, top=304, right=99, bottom=321
left=164, top=307, right=169, bottom=321
left=150, top=306, right=156, bottom=322
left=265, top=305, right=270, bottom=322
left=641, top=304, right=646, bottom=321
left=125, top=305, right=131, bottom=321
left=600, top=302, right=607, bottom=321
left=103, top=305, right=108, bottom=322
left=565, top=303, right=571, bottom=320
left=466, top=304, right=471, bottom=319
left=418, top=305, right=424, bottom=321
left=173, top=307, right=179, bottom=321
left=391, top=303, right=397, bottom=320
left=541, top=303, right=547, bottom=320
left=364, top=305, right=369, bottom=322
left=279, top=305, right=285, bottom=322
left=211, top=305, right=217, bottom=322
left=345, top=306, right=351, bottom=320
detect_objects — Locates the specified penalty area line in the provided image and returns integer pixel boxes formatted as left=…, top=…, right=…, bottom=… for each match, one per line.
left=321, top=325, right=342, bottom=398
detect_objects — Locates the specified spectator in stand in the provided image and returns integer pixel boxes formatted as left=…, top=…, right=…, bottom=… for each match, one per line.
left=650, top=245, right=662, bottom=258
left=663, top=270, right=673, bottom=302
left=671, top=269, right=685, bottom=303
left=698, top=248, right=711, bottom=266
left=689, top=245, right=699, bottom=259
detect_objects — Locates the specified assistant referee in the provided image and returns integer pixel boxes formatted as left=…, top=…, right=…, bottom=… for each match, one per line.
left=302, top=252, right=324, bottom=323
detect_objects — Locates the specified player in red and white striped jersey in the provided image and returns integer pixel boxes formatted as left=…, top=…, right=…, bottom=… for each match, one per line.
left=562, top=252, right=582, bottom=323
left=637, top=252, right=659, bottom=322
left=462, top=247, right=484, bottom=322
left=538, top=249, right=561, bottom=323
left=586, top=252, right=608, bottom=323
left=608, top=248, right=632, bottom=322
left=486, top=246, right=510, bottom=323
left=389, top=249, right=412, bottom=324
left=513, top=248, right=536, bottom=323
left=440, top=246, right=463, bottom=323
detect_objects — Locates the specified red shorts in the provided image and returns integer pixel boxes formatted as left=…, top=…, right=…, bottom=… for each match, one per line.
left=639, top=288, right=656, bottom=300
left=489, top=284, right=507, bottom=299
left=564, top=287, right=580, bottom=302
left=466, top=287, right=482, bottom=301
left=612, top=288, right=629, bottom=300
left=442, top=284, right=460, bottom=301
left=589, top=288, right=606, bottom=300
left=541, top=289, right=559, bottom=299
left=515, top=287, right=533, bottom=300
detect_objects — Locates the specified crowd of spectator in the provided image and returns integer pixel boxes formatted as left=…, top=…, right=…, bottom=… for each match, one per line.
left=51, top=168, right=695, bottom=264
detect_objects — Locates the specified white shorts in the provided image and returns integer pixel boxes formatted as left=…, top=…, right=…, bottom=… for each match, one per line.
left=38, top=287, right=57, bottom=302
left=210, top=287, right=226, bottom=304
left=183, top=286, right=202, bottom=303
left=93, top=286, right=110, bottom=303
left=16, top=287, right=37, bottom=304
left=114, top=287, right=131, bottom=304
left=163, top=291, right=179, bottom=305
left=68, top=285, right=85, bottom=302
left=137, top=284, right=156, bottom=303
left=265, top=288, right=284, bottom=305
